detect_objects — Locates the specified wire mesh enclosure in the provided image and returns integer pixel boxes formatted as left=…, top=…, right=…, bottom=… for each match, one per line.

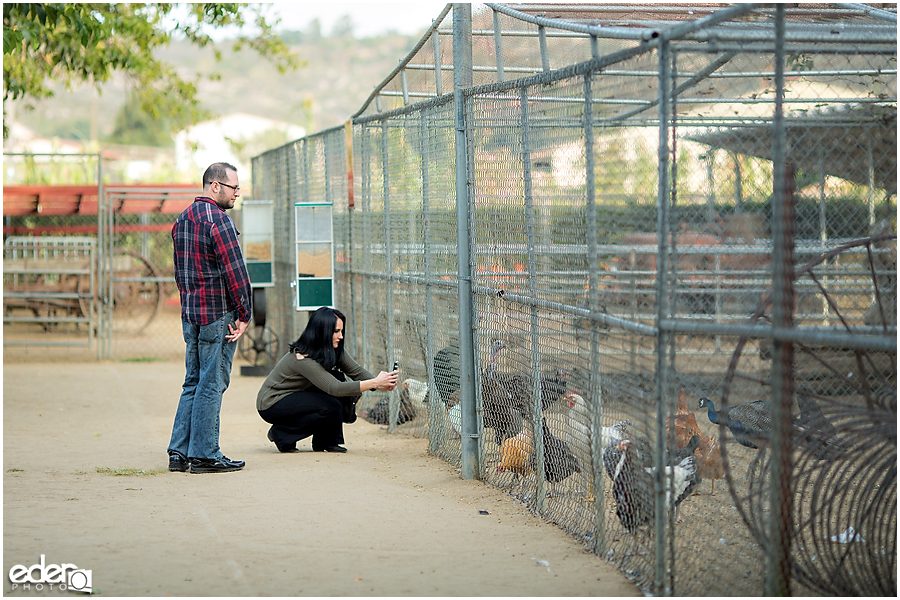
left=252, top=3, right=896, bottom=596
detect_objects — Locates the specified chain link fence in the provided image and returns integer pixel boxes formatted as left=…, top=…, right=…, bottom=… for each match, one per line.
left=254, top=3, right=897, bottom=596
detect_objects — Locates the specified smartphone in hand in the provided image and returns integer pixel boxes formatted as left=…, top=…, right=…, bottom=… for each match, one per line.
left=392, top=361, right=399, bottom=372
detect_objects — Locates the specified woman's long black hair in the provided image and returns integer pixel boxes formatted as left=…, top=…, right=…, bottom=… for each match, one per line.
left=288, top=306, right=346, bottom=370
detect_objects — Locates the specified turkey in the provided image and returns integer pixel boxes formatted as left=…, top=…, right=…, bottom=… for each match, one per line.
left=610, top=437, right=698, bottom=532
left=432, top=344, right=460, bottom=406
left=500, top=367, right=571, bottom=424
left=698, top=397, right=772, bottom=449
left=361, top=379, right=424, bottom=426
left=480, top=341, right=524, bottom=445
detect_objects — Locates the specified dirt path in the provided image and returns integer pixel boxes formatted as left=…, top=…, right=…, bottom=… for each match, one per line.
left=3, top=360, right=640, bottom=596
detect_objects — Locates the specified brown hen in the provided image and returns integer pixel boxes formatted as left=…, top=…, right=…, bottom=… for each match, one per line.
left=696, top=434, right=725, bottom=495
left=667, top=388, right=703, bottom=448
left=667, top=389, right=725, bottom=494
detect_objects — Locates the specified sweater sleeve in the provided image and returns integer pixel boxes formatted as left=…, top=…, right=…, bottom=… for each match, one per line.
left=298, top=357, right=365, bottom=397
left=340, top=352, right=376, bottom=382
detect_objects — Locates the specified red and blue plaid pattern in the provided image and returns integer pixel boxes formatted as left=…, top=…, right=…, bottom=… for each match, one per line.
left=172, top=197, right=252, bottom=325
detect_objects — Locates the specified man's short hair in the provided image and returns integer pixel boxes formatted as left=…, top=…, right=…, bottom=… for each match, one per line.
left=202, top=162, right=238, bottom=189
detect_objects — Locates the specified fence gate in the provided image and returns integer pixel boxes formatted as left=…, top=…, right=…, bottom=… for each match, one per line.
left=3, top=236, right=99, bottom=351
left=98, top=186, right=199, bottom=360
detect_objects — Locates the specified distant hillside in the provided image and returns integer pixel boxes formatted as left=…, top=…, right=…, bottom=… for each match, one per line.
left=8, top=31, right=422, bottom=144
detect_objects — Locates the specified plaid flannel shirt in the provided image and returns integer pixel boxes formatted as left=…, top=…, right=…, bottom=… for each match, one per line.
left=172, top=197, right=252, bottom=325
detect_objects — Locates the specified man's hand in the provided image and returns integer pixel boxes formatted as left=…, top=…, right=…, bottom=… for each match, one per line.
left=227, top=320, right=250, bottom=343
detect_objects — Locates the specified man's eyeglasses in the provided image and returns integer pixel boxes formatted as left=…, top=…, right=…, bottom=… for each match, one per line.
left=216, top=181, right=240, bottom=192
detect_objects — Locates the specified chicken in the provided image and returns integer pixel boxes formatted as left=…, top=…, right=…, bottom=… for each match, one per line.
left=497, top=426, right=534, bottom=483
left=644, top=453, right=699, bottom=522
left=660, top=435, right=701, bottom=518
left=610, top=437, right=697, bottom=532
left=695, top=433, right=724, bottom=495
left=666, top=388, right=703, bottom=449
left=529, top=418, right=581, bottom=494
left=562, top=391, right=596, bottom=496
left=601, top=418, right=633, bottom=450
left=404, top=377, right=429, bottom=402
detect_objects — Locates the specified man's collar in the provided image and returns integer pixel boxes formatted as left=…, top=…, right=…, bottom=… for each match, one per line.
left=195, top=196, right=225, bottom=210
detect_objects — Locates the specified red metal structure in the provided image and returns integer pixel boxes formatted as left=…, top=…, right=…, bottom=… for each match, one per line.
left=2, top=184, right=200, bottom=235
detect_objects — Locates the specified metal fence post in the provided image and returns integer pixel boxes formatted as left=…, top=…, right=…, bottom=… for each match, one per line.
left=453, top=2, right=480, bottom=480
left=521, top=84, right=548, bottom=511
left=360, top=125, right=372, bottom=372
left=654, top=36, right=672, bottom=597
left=583, top=70, right=607, bottom=554
left=382, top=119, right=399, bottom=433
left=767, top=4, right=795, bottom=595
left=421, top=109, right=442, bottom=454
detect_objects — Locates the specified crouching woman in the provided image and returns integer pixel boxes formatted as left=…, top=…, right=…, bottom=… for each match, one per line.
left=257, top=306, right=398, bottom=453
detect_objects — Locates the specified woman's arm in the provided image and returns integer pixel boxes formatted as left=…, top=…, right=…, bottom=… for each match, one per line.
left=341, top=352, right=398, bottom=392
left=359, top=370, right=398, bottom=392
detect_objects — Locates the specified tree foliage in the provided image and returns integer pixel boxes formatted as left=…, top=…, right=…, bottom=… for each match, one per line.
left=3, top=3, right=300, bottom=138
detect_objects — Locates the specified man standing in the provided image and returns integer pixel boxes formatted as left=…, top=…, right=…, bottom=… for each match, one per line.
left=168, top=162, right=252, bottom=473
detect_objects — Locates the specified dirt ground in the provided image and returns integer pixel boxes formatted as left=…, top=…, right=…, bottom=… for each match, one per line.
left=2, top=359, right=641, bottom=597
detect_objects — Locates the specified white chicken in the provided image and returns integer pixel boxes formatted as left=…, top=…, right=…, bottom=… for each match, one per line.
left=401, top=378, right=429, bottom=413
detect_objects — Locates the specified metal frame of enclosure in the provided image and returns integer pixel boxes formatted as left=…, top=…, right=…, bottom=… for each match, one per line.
left=252, top=4, right=896, bottom=596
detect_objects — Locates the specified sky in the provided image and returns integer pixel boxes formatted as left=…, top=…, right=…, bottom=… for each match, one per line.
left=267, top=2, right=448, bottom=38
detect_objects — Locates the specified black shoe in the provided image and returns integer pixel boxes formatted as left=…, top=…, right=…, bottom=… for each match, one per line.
left=189, top=456, right=244, bottom=473
left=219, top=455, right=245, bottom=468
left=313, top=445, right=347, bottom=453
left=168, top=451, right=189, bottom=472
left=268, top=427, right=299, bottom=453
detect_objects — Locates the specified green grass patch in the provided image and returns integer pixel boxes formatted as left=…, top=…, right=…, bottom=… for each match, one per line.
left=95, top=467, right=166, bottom=476
left=6, top=468, right=24, bottom=473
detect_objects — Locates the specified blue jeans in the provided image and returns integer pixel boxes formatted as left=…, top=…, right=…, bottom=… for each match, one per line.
left=168, top=312, right=237, bottom=460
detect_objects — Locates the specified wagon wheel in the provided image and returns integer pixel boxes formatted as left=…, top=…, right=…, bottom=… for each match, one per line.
left=238, top=326, right=279, bottom=367
left=238, top=289, right=279, bottom=366
left=718, top=234, right=897, bottom=595
left=79, top=250, right=164, bottom=335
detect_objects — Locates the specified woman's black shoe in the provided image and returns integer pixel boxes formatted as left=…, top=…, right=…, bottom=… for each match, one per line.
left=268, top=426, right=299, bottom=453
left=313, top=445, right=347, bottom=453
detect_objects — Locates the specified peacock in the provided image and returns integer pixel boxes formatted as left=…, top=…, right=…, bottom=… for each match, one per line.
left=698, top=397, right=772, bottom=449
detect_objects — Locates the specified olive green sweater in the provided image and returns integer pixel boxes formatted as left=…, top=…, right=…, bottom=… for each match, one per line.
left=256, top=351, right=375, bottom=412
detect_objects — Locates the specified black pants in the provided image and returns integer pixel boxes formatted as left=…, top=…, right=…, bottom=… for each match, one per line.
left=258, top=370, right=353, bottom=450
